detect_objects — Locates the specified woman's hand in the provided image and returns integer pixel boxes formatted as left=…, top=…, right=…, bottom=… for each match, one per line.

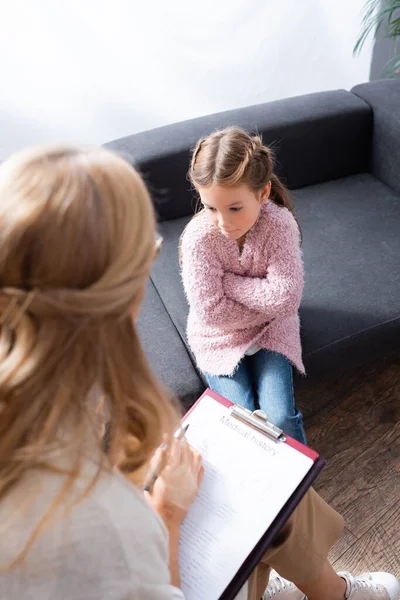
left=145, top=437, right=204, bottom=528
left=145, top=438, right=203, bottom=589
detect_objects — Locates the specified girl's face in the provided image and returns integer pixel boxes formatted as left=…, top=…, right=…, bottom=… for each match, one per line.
left=199, top=183, right=270, bottom=241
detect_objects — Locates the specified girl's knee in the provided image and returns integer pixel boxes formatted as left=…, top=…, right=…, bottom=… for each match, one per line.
left=270, top=413, right=297, bottom=431
left=260, top=401, right=298, bottom=426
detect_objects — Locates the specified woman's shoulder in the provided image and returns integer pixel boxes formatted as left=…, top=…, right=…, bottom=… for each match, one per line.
left=79, top=469, right=173, bottom=592
left=0, top=465, right=173, bottom=598
left=92, top=467, right=168, bottom=539
left=70, top=468, right=171, bottom=575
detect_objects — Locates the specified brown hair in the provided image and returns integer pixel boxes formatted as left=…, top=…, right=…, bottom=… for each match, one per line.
left=189, top=126, right=295, bottom=215
left=0, top=145, right=177, bottom=567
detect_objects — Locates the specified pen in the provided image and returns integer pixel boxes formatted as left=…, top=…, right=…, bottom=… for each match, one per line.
left=143, top=423, right=190, bottom=492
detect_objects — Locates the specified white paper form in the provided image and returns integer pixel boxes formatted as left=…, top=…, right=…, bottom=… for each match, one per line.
left=179, top=394, right=313, bottom=600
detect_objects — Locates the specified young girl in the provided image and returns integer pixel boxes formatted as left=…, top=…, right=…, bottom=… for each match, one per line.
left=181, top=127, right=307, bottom=444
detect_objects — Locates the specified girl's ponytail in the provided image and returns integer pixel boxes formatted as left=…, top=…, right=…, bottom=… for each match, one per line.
left=269, top=172, right=302, bottom=242
left=269, top=172, right=293, bottom=212
left=255, top=141, right=301, bottom=240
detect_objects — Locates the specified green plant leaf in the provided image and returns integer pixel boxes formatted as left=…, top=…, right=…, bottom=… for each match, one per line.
left=381, top=53, right=400, bottom=77
left=354, top=0, right=386, bottom=54
left=387, top=15, right=400, bottom=37
left=354, top=0, right=400, bottom=55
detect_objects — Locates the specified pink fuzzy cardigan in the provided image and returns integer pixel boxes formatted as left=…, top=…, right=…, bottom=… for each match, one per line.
left=180, top=202, right=305, bottom=376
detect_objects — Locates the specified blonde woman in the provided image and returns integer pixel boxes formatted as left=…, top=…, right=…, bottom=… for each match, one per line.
left=0, top=146, right=398, bottom=600
left=0, top=146, right=203, bottom=599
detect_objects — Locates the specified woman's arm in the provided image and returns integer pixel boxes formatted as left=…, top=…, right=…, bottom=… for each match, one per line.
left=146, top=439, right=204, bottom=592
left=181, top=234, right=267, bottom=330
left=223, top=214, right=303, bottom=319
left=166, top=522, right=181, bottom=590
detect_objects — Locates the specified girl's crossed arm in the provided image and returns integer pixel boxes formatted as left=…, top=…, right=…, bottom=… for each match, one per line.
left=181, top=235, right=267, bottom=330
left=223, top=213, right=303, bottom=320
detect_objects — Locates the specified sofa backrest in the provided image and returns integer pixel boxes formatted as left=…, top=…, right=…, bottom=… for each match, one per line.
left=105, top=89, right=372, bottom=221
left=352, top=80, right=400, bottom=196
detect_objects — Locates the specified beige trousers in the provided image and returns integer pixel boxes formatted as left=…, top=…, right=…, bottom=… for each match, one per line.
left=245, top=487, right=345, bottom=600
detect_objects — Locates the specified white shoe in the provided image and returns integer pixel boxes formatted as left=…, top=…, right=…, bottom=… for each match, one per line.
left=339, top=571, right=400, bottom=599
left=263, top=575, right=304, bottom=599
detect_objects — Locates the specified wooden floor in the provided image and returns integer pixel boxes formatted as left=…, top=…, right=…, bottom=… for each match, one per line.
left=296, top=353, right=400, bottom=579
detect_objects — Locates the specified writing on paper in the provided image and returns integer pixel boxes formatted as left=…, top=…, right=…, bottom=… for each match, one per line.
left=219, top=415, right=278, bottom=457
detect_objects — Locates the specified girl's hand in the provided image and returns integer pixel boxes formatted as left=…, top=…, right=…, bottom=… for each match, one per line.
left=145, top=438, right=204, bottom=528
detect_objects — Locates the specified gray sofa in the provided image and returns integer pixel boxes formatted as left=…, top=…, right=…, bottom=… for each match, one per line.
left=106, top=80, right=400, bottom=410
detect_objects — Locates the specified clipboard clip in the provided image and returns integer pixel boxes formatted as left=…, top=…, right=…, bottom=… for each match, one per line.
left=230, top=405, right=286, bottom=442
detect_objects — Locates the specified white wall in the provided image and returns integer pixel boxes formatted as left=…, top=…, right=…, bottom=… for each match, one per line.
left=0, top=0, right=373, bottom=159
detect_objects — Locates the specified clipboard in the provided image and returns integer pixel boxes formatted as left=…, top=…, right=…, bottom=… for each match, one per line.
left=182, top=389, right=325, bottom=600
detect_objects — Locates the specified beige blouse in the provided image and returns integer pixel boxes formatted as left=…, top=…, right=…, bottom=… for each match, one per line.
left=0, top=460, right=185, bottom=599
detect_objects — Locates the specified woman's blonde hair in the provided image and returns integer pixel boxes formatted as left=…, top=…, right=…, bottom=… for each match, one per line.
left=0, top=145, right=177, bottom=566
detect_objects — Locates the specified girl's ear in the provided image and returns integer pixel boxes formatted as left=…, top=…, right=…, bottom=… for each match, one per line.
left=260, top=181, right=272, bottom=203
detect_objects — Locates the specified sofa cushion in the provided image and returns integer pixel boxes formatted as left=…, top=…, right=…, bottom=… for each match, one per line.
left=106, top=90, right=371, bottom=221
left=294, top=173, right=400, bottom=369
left=137, top=279, right=204, bottom=409
left=151, top=173, right=400, bottom=376
left=151, top=219, right=189, bottom=340
left=352, top=80, right=400, bottom=196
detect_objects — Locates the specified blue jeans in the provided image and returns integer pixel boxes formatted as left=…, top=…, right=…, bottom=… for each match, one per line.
left=204, top=350, right=307, bottom=445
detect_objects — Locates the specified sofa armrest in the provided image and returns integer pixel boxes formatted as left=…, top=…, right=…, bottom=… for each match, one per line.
left=352, top=80, right=400, bottom=194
